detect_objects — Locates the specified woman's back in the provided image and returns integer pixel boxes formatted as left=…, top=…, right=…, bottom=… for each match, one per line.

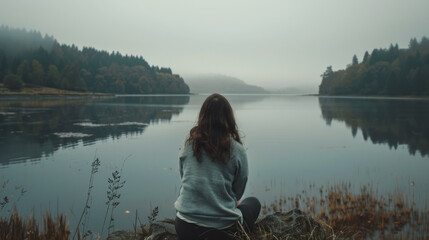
left=174, top=139, right=248, bottom=229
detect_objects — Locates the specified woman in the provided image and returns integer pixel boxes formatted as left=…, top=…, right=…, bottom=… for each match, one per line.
left=174, top=93, right=261, bottom=240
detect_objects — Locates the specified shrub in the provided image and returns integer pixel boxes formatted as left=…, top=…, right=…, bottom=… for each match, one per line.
left=3, top=74, right=24, bottom=91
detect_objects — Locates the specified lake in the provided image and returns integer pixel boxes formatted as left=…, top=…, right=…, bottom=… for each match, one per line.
left=1, top=94, right=428, bottom=235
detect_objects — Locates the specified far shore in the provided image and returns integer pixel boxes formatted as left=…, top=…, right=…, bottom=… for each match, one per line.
left=2, top=83, right=429, bottom=100
left=0, top=83, right=113, bottom=97
left=307, top=93, right=429, bottom=99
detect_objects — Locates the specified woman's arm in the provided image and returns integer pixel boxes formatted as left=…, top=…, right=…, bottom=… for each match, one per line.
left=178, top=140, right=188, bottom=179
left=232, top=147, right=248, bottom=201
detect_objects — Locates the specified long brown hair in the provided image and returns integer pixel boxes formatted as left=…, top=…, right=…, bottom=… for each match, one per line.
left=187, top=93, right=241, bottom=164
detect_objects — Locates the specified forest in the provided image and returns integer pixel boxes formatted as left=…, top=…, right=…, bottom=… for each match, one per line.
left=319, top=37, right=429, bottom=95
left=0, top=25, right=189, bottom=94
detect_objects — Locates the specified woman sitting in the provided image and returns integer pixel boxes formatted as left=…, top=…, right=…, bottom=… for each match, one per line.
left=174, top=93, right=261, bottom=240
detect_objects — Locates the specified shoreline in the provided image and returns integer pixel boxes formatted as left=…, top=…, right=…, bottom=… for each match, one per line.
left=0, top=83, right=113, bottom=97
left=307, top=93, right=429, bottom=100
left=3, top=85, right=428, bottom=100
left=1, top=181, right=428, bottom=239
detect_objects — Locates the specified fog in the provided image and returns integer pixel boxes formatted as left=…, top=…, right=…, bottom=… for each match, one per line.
left=1, top=0, right=429, bottom=90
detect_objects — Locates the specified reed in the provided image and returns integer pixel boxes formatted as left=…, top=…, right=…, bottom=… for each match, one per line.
left=72, top=157, right=100, bottom=240
left=1, top=180, right=27, bottom=213
left=147, top=206, right=159, bottom=225
left=0, top=208, right=70, bottom=240
left=101, top=156, right=128, bottom=236
left=260, top=182, right=429, bottom=239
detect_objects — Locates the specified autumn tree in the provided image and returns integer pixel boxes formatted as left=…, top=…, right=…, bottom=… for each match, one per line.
left=17, top=60, right=31, bottom=83
left=31, top=60, right=45, bottom=85
left=47, top=64, right=60, bottom=87
left=61, top=63, right=86, bottom=91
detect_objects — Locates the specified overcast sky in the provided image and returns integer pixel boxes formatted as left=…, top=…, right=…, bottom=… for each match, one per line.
left=1, top=0, right=429, bottom=90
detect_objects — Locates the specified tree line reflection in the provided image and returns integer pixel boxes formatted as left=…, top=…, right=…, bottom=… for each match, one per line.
left=319, top=97, right=429, bottom=157
left=0, top=95, right=190, bottom=165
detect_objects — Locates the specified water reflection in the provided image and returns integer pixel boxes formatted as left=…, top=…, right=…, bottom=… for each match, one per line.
left=319, top=97, right=429, bottom=157
left=0, top=95, right=189, bottom=165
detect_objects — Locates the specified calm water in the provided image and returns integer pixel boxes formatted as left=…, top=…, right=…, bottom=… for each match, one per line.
left=0, top=94, right=428, bottom=234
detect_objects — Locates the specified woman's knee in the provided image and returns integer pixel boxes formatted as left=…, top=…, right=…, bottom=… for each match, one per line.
left=241, top=197, right=261, bottom=212
left=239, top=196, right=261, bottom=223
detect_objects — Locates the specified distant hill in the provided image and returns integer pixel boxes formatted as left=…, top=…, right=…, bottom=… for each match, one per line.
left=319, top=36, right=429, bottom=96
left=185, top=74, right=268, bottom=94
left=0, top=25, right=189, bottom=94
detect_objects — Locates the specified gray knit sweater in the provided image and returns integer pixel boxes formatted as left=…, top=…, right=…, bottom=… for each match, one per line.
left=174, top=139, right=248, bottom=229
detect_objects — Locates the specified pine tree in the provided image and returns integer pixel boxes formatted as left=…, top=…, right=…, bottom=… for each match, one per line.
left=362, top=51, right=370, bottom=63
left=352, top=55, right=359, bottom=65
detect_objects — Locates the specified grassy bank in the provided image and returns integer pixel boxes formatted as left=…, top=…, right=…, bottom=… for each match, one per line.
left=1, top=182, right=428, bottom=239
left=0, top=83, right=111, bottom=96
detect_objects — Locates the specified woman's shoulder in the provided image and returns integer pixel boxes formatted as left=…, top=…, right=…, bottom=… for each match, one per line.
left=231, top=139, right=246, bottom=158
left=179, top=138, right=193, bottom=158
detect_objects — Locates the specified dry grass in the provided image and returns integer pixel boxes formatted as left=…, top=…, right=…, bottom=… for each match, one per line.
left=260, top=182, right=429, bottom=239
left=0, top=208, right=70, bottom=240
left=2, top=182, right=428, bottom=239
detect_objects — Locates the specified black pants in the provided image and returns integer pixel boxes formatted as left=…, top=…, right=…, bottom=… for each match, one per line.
left=175, top=197, right=261, bottom=240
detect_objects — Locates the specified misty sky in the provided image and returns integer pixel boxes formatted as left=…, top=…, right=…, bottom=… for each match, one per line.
left=1, top=0, right=429, bottom=90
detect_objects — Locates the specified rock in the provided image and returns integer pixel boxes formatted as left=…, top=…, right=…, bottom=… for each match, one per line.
left=145, top=219, right=176, bottom=240
left=253, top=209, right=335, bottom=239
left=105, top=219, right=176, bottom=240
left=105, top=230, right=144, bottom=240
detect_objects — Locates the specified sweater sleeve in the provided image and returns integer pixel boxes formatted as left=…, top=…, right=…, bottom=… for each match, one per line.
left=232, top=145, right=248, bottom=201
